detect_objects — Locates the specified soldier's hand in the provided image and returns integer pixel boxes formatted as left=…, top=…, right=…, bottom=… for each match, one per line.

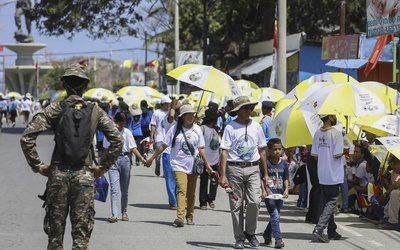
left=89, top=165, right=106, bottom=179
left=39, top=165, right=50, bottom=177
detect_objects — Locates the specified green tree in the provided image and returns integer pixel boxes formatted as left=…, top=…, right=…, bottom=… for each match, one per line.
left=34, top=0, right=144, bottom=39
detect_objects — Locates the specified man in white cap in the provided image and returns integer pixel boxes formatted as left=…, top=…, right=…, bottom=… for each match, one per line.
left=311, top=114, right=344, bottom=243
left=219, top=96, right=268, bottom=249
left=150, top=95, right=172, bottom=176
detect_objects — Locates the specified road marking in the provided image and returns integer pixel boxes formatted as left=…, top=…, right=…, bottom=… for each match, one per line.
left=367, top=240, right=383, bottom=247
left=337, top=224, right=363, bottom=237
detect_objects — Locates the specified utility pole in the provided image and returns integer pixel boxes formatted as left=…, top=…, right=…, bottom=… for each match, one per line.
left=277, top=0, right=287, bottom=93
left=203, top=0, right=208, bottom=65
left=174, top=0, right=180, bottom=94
left=145, top=31, right=148, bottom=87
left=339, top=0, right=346, bottom=72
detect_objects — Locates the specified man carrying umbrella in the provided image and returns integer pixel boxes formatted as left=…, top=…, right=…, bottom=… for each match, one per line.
left=311, top=114, right=344, bottom=243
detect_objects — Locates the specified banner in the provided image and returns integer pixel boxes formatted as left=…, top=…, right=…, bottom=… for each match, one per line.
left=366, top=0, right=400, bottom=38
left=131, top=72, right=145, bottom=86
left=321, top=35, right=359, bottom=59
left=177, top=51, right=203, bottom=67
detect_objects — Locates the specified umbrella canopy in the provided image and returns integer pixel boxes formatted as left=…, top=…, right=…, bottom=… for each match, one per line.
left=355, top=114, right=400, bottom=136
left=252, top=87, right=285, bottom=102
left=376, top=136, right=400, bottom=160
left=360, top=81, right=400, bottom=107
left=83, top=88, right=116, bottom=101
left=271, top=101, right=323, bottom=148
left=51, top=90, right=67, bottom=102
left=5, top=91, right=22, bottom=100
left=193, top=91, right=222, bottom=108
left=298, top=82, right=397, bottom=117
left=235, top=79, right=259, bottom=90
left=40, top=90, right=55, bottom=100
left=167, top=64, right=242, bottom=97
left=138, top=86, right=162, bottom=99
left=116, top=86, right=147, bottom=100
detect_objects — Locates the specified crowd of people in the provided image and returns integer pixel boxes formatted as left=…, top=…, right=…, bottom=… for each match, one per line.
left=18, top=63, right=400, bottom=250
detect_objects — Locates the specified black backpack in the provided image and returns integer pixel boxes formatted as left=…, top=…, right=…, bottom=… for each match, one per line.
left=53, top=100, right=95, bottom=166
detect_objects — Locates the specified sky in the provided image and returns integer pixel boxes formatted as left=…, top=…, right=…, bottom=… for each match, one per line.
left=0, top=1, right=158, bottom=66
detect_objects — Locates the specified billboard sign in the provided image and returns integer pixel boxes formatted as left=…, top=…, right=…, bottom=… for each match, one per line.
left=366, top=0, right=400, bottom=38
left=321, top=35, right=360, bottom=60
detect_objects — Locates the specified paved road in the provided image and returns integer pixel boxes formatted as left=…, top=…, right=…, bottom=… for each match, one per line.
left=1, top=120, right=399, bottom=250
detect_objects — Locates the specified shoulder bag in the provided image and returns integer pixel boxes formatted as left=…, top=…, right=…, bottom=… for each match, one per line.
left=181, top=128, right=204, bottom=175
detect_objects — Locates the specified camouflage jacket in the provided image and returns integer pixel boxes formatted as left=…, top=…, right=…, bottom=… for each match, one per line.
left=20, top=95, right=123, bottom=173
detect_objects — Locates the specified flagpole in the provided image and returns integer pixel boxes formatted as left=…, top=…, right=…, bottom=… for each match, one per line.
left=393, top=37, right=397, bottom=82
left=36, top=58, right=39, bottom=100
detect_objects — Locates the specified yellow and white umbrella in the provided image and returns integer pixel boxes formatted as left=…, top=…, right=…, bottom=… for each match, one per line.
left=137, top=86, right=163, bottom=99
left=116, top=86, right=147, bottom=100
left=167, top=64, right=242, bottom=97
left=376, top=136, right=400, bottom=160
left=83, top=88, right=116, bottom=101
left=298, top=82, right=397, bottom=117
left=251, top=87, right=285, bottom=102
left=51, top=90, right=67, bottom=102
left=235, top=79, right=259, bottom=90
left=355, top=114, right=400, bottom=136
left=360, top=81, right=400, bottom=107
left=5, top=91, right=22, bottom=100
left=271, top=101, right=323, bottom=148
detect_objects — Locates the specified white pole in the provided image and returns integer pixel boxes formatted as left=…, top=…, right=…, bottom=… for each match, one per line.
left=174, top=0, right=180, bottom=95
left=36, top=58, right=39, bottom=100
left=278, top=0, right=287, bottom=93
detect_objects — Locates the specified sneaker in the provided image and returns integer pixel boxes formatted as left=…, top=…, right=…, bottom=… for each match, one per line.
left=169, top=205, right=177, bottom=210
left=312, top=229, right=330, bottom=243
left=122, top=213, right=129, bottom=221
left=12, top=122, right=15, bottom=127
left=275, top=239, right=285, bottom=248
left=244, top=231, right=260, bottom=247
left=208, top=201, right=215, bottom=208
left=378, top=222, right=398, bottom=230
left=377, top=217, right=389, bottom=225
left=262, top=232, right=272, bottom=245
left=234, top=240, right=245, bottom=249
left=174, top=218, right=184, bottom=227
left=155, top=165, right=160, bottom=176
left=187, top=219, right=195, bottom=225
left=106, top=217, right=118, bottom=223
left=200, top=205, right=207, bottom=210
left=328, top=232, right=342, bottom=240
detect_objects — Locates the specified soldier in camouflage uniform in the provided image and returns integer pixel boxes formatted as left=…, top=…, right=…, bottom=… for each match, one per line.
left=20, top=63, right=123, bottom=250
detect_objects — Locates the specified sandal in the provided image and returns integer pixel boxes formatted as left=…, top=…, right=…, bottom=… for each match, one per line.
left=208, top=201, right=215, bottom=209
left=107, top=217, right=118, bottom=223
left=122, top=213, right=129, bottom=221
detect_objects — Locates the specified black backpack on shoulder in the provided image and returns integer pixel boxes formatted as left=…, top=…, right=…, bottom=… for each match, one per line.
left=53, top=100, right=95, bottom=166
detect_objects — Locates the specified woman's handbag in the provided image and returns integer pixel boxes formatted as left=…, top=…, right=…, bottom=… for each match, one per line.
left=181, top=129, right=204, bottom=175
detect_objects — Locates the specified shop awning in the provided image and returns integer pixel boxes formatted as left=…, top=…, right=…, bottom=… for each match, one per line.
left=325, top=59, right=368, bottom=69
left=230, top=50, right=299, bottom=77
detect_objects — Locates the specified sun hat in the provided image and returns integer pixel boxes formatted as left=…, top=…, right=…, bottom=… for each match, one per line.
left=161, top=95, right=172, bottom=104
left=319, top=114, right=329, bottom=119
left=202, top=108, right=219, bottom=123
left=229, top=96, right=258, bottom=114
left=129, top=103, right=143, bottom=116
left=101, top=96, right=109, bottom=103
left=178, top=104, right=196, bottom=117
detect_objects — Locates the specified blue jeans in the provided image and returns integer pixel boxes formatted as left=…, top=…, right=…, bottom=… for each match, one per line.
left=264, top=198, right=284, bottom=240
left=341, top=166, right=349, bottom=208
left=155, top=141, right=162, bottom=169
left=370, top=194, right=385, bottom=219
left=297, top=181, right=308, bottom=208
left=162, top=153, right=177, bottom=207
left=108, top=155, right=131, bottom=217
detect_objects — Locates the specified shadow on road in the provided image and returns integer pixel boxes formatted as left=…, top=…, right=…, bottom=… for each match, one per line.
left=186, top=240, right=233, bottom=249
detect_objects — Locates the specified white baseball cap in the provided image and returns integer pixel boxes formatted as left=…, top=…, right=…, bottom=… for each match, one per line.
left=160, top=95, right=172, bottom=104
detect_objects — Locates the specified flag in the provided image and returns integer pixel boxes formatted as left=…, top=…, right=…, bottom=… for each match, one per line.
left=146, top=59, right=159, bottom=67
left=133, top=58, right=139, bottom=71
left=123, top=59, right=132, bottom=69
left=364, top=34, right=394, bottom=77
left=79, top=59, right=88, bottom=67
left=273, top=20, right=278, bottom=49
left=270, top=19, right=278, bottom=87
left=35, top=58, right=38, bottom=70
left=0, top=45, right=3, bottom=52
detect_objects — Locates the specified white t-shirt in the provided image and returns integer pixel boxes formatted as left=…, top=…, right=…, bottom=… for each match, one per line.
left=150, top=109, right=168, bottom=142
left=163, top=124, right=205, bottom=174
left=201, top=125, right=220, bottom=166
left=311, top=127, right=344, bottom=185
left=162, top=114, right=177, bottom=154
left=103, top=127, right=136, bottom=153
left=355, top=160, right=371, bottom=187
left=220, top=119, right=267, bottom=162
left=21, top=99, right=32, bottom=112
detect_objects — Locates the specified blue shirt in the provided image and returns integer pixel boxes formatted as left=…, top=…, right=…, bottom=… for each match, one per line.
left=260, top=115, right=273, bottom=143
left=263, top=159, right=289, bottom=195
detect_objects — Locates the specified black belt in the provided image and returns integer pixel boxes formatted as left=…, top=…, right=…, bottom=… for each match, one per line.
left=120, top=152, right=130, bottom=157
left=227, top=161, right=260, bottom=167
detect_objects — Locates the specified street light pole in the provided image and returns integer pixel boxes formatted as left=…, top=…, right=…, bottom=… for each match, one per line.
left=203, top=0, right=207, bottom=65
left=175, top=0, right=180, bottom=94
left=277, top=0, right=287, bottom=93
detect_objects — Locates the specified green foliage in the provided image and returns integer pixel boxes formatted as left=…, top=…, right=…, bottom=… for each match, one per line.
left=34, top=0, right=143, bottom=39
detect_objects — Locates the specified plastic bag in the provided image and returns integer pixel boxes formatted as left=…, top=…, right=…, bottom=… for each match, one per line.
left=94, top=176, right=109, bottom=202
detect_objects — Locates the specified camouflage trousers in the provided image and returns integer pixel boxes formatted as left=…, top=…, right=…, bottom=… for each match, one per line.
left=44, top=166, right=95, bottom=250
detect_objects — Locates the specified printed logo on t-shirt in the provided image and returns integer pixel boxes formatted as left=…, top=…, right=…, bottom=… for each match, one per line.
left=161, top=119, right=165, bottom=128
left=318, top=135, right=330, bottom=148
left=209, top=137, right=219, bottom=151
left=182, top=142, right=196, bottom=155
left=236, top=134, right=256, bottom=161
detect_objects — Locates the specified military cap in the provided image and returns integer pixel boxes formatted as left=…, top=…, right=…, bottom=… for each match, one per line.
left=60, top=63, right=90, bottom=82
